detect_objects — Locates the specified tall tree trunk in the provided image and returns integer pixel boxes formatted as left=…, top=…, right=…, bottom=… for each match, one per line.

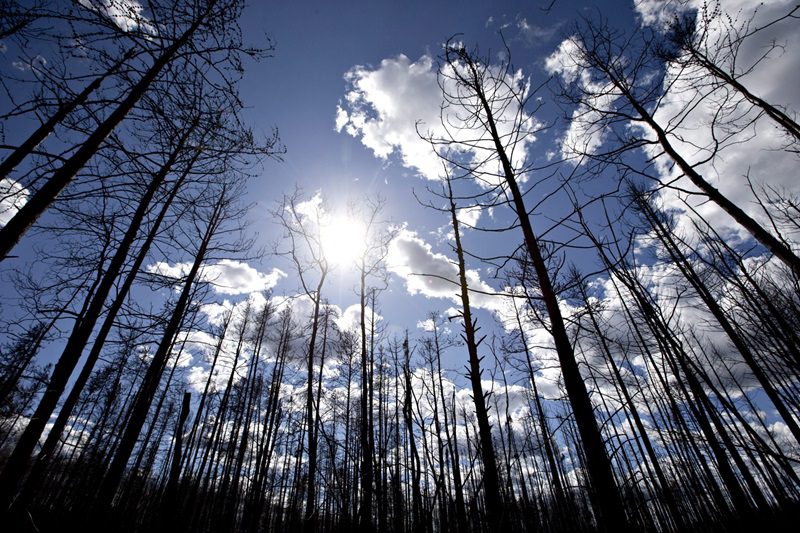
left=1, top=130, right=199, bottom=515
left=453, top=49, right=628, bottom=530
left=594, top=57, right=800, bottom=276
left=303, top=273, right=326, bottom=531
left=576, top=280, right=685, bottom=530
left=635, top=191, right=800, bottom=445
left=358, top=264, right=375, bottom=532
left=0, top=48, right=135, bottom=181
left=95, top=186, right=226, bottom=512
left=445, top=176, right=504, bottom=529
left=402, top=336, right=424, bottom=533
left=161, top=391, right=191, bottom=529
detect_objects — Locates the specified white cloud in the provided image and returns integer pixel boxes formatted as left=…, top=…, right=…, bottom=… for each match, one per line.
left=137, top=338, right=193, bottom=369
left=437, top=204, right=484, bottom=241
left=337, top=53, right=539, bottom=185
left=294, top=192, right=324, bottom=221
left=545, top=37, right=619, bottom=162
left=334, top=106, right=349, bottom=132
left=146, top=260, right=286, bottom=295
left=78, top=0, right=155, bottom=35
left=147, top=261, right=189, bottom=280
left=632, top=0, right=682, bottom=27
left=456, top=204, right=482, bottom=229
left=334, top=303, right=382, bottom=333
left=183, top=293, right=278, bottom=394
left=548, top=1, right=800, bottom=243
left=544, top=37, right=583, bottom=85
left=387, top=228, right=459, bottom=299
left=205, top=260, right=286, bottom=295
left=640, top=0, right=800, bottom=241
left=176, top=329, right=219, bottom=360
left=0, top=178, right=28, bottom=227
left=386, top=228, right=504, bottom=312
left=416, top=318, right=436, bottom=331
left=186, top=365, right=214, bottom=393
left=337, top=55, right=443, bottom=179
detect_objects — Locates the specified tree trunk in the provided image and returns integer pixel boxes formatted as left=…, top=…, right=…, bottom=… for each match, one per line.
left=456, top=50, right=629, bottom=532
left=445, top=176, right=504, bottom=529
left=95, top=186, right=225, bottom=512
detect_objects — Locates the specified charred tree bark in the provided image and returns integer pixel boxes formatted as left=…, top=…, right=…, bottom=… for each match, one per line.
left=449, top=47, right=629, bottom=532
left=95, top=185, right=226, bottom=512
left=445, top=175, right=504, bottom=529
left=0, top=124, right=200, bottom=515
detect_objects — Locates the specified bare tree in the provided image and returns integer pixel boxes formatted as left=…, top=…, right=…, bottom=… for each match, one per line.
left=553, top=16, right=800, bottom=276
left=273, top=190, right=331, bottom=531
left=0, top=0, right=273, bottom=260
left=428, top=42, right=629, bottom=531
left=660, top=2, right=800, bottom=142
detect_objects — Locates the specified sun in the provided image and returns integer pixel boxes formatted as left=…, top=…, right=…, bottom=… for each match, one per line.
left=319, top=214, right=368, bottom=267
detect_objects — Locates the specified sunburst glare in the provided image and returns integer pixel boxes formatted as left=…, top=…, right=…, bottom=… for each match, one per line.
left=319, top=214, right=367, bottom=267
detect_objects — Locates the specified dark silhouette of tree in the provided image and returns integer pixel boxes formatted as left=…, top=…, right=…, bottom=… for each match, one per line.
left=1, top=5, right=799, bottom=533
left=442, top=175, right=504, bottom=528
left=553, top=16, right=800, bottom=276
left=96, top=178, right=247, bottom=514
left=660, top=2, right=800, bottom=143
left=0, top=0, right=275, bottom=260
left=273, top=191, right=331, bottom=532
left=429, top=42, right=629, bottom=532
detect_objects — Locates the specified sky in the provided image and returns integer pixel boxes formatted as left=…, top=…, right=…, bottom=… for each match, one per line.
left=223, top=0, right=799, bottom=341
left=231, top=0, right=641, bottom=335
left=1, top=0, right=798, bottom=398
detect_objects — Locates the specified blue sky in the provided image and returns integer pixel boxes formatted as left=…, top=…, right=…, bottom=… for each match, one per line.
left=3, top=4, right=800, bottom=527
left=230, top=0, right=642, bottom=336
left=2, top=0, right=798, bottom=402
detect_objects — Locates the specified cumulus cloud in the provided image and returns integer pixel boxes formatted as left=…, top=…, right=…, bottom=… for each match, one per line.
left=545, top=38, right=619, bottom=162
left=636, top=0, right=800, bottom=240
left=337, top=53, right=539, bottom=184
left=294, top=192, right=324, bottom=222
left=137, top=340, right=193, bottom=369
left=546, top=0, right=800, bottom=245
left=176, top=329, right=219, bottom=361
left=456, top=204, right=482, bottom=229
left=336, top=55, right=444, bottom=179
left=184, top=293, right=276, bottom=394
left=78, top=0, right=155, bottom=34
left=436, top=204, right=485, bottom=241
left=632, top=0, right=683, bottom=27
left=387, top=228, right=458, bottom=298
left=386, top=228, right=505, bottom=312
left=489, top=252, right=759, bottom=408
left=544, top=37, right=583, bottom=84
left=147, top=260, right=286, bottom=295
left=0, top=178, right=28, bottom=227
left=206, top=261, right=286, bottom=295
left=334, top=303, right=382, bottom=333
left=556, top=251, right=780, bottom=408
left=416, top=318, right=436, bottom=331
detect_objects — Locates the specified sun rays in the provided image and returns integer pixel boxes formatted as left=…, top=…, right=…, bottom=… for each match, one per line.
left=320, top=213, right=368, bottom=267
